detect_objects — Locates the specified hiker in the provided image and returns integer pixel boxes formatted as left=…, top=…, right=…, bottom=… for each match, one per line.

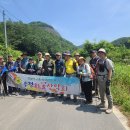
left=89, top=50, right=100, bottom=95
left=14, top=57, right=22, bottom=73
left=25, top=57, right=37, bottom=96
left=21, top=52, right=28, bottom=73
left=36, top=52, right=44, bottom=75
left=42, top=53, right=54, bottom=97
left=97, top=48, right=113, bottom=114
left=42, top=53, right=54, bottom=76
left=0, top=56, right=8, bottom=95
left=74, top=52, right=80, bottom=63
left=64, top=51, right=78, bottom=102
left=55, top=52, right=64, bottom=76
left=5, top=55, right=17, bottom=95
left=78, top=57, right=93, bottom=104
left=25, top=57, right=36, bottom=75
left=55, top=52, right=64, bottom=98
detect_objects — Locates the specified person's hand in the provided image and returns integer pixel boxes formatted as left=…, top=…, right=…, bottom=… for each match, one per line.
left=79, top=72, right=83, bottom=75
left=106, top=80, right=111, bottom=87
left=48, top=68, right=52, bottom=71
left=41, top=69, right=44, bottom=73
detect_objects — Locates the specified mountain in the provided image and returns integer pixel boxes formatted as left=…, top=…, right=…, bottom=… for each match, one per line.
left=0, top=21, right=77, bottom=56
left=111, top=37, right=130, bottom=49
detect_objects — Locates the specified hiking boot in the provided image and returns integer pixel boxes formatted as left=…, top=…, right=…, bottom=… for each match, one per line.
left=106, top=108, right=113, bottom=114
left=97, top=103, right=105, bottom=108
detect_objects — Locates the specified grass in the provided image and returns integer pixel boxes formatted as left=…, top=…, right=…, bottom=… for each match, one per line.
left=111, top=63, right=130, bottom=125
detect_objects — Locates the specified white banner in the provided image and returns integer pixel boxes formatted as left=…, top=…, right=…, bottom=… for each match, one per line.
left=7, top=72, right=81, bottom=95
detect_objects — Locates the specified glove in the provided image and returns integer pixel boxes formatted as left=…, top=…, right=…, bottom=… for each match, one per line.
left=106, top=80, right=111, bottom=95
left=106, top=80, right=111, bottom=87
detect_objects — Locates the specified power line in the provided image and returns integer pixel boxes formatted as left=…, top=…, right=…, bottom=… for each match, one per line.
left=0, top=5, right=21, bottom=21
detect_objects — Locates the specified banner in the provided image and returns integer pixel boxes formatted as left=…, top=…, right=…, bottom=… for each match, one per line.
left=7, top=72, right=81, bottom=95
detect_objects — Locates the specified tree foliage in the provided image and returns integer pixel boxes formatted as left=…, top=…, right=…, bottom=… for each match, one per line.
left=0, top=21, right=77, bottom=56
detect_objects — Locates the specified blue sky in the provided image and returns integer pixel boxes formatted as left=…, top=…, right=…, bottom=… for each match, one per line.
left=0, top=0, right=130, bottom=45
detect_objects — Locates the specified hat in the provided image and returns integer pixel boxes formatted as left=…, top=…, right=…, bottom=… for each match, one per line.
left=78, top=57, right=86, bottom=62
left=45, top=53, right=51, bottom=57
left=37, top=52, right=42, bottom=55
left=8, top=54, right=13, bottom=57
left=98, top=48, right=106, bottom=54
left=56, top=52, right=61, bottom=56
left=0, top=56, right=3, bottom=59
left=29, top=57, right=33, bottom=60
left=64, top=51, right=71, bottom=56
left=16, top=57, right=21, bottom=60
left=21, top=52, right=27, bottom=56
left=90, top=50, right=97, bottom=54
left=74, top=53, right=80, bottom=56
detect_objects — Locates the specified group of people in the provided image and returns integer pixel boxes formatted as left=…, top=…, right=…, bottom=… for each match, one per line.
left=0, top=48, right=114, bottom=114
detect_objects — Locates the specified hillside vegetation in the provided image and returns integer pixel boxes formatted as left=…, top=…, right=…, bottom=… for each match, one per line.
left=0, top=21, right=76, bottom=56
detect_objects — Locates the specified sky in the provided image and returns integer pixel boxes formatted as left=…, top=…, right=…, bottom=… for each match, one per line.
left=0, top=0, right=130, bottom=45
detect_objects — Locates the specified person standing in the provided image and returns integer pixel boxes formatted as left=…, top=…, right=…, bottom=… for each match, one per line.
left=14, top=57, right=22, bottom=73
left=64, top=51, right=78, bottom=102
left=97, top=48, right=113, bottom=114
left=0, top=56, right=8, bottom=95
left=36, top=52, right=44, bottom=75
left=89, top=50, right=100, bottom=95
left=74, top=53, right=80, bottom=63
left=25, top=57, right=36, bottom=75
left=42, top=53, right=54, bottom=97
left=78, top=57, right=93, bottom=104
left=21, top=52, right=28, bottom=73
left=5, top=55, right=16, bottom=95
left=55, top=52, right=64, bottom=76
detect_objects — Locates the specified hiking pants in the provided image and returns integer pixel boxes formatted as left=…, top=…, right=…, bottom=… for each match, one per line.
left=97, top=76, right=113, bottom=109
left=82, top=81, right=92, bottom=102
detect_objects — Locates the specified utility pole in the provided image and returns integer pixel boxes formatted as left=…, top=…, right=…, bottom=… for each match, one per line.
left=3, top=10, right=8, bottom=60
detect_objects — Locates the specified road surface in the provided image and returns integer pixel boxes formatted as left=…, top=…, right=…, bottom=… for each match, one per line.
left=0, top=94, right=126, bottom=130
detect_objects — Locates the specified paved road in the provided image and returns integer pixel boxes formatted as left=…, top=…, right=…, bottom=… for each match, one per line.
left=0, top=94, right=125, bottom=130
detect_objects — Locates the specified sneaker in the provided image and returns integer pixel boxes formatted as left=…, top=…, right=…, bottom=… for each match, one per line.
left=73, top=98, right=77, bottom=103
left=97, top=103, right=105, bottom=108
left=106, top=109, right=113, bottom=114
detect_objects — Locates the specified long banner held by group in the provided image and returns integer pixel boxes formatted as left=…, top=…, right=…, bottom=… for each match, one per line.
left=7, top=72, right=81, bottom=95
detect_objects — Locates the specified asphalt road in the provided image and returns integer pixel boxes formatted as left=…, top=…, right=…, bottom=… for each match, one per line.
left=0, top=94, right=125, bottom=130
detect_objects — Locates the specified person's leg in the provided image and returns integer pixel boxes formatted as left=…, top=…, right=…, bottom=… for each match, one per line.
left=98, top=77, right=106, bottom=105
left=8, top=86, right=13, bottom=94
left=2, top=74, right=8, bottom=95
left=82, top=82, right=87, bottom=102
left=86, top=81, right=93, bottom=103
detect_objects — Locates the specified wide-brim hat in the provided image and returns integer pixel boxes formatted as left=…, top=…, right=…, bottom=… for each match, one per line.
left=78, top=57, right=86, bottom=62
left=8, top=54, right=13, bottom=57
left=64, top=51, right=71, bottom=56
left=45, top=53, right=51, bottom=57
left=74, top=52, right=80, bottom=56
left=98, top=48, right=106, bottom=54
left=56, top=52, right=61, bottom=56
left=0, top=56, right=3, bottom=59
left=29, top=57, right=33, bottom=61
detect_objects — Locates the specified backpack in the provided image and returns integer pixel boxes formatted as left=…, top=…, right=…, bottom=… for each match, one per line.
left=104, top=59, right=114, bottom=76
left=97, top=58, right=114, bottom=76
left=85, top=64, right=95, bottom=80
